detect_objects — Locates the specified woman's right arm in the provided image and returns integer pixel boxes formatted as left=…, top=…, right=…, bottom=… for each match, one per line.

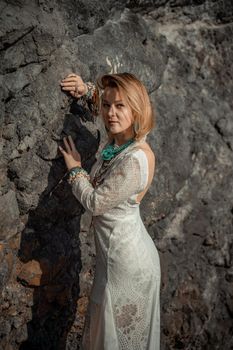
left=60, top=73, right=99, bottom=116
left=71, top=153, right=146, bottom=216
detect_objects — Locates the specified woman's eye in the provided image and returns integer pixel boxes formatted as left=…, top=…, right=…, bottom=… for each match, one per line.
left=102, top=103, right=110, bottom=108
left=117, top=104, right=124, bottom=108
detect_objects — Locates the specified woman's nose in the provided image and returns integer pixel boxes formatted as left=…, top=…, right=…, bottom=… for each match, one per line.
left=108, top=105, right=116, bottom=117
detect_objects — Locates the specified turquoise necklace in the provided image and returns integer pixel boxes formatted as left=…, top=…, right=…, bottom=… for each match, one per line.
left=101, top=138, right=135, bottom=161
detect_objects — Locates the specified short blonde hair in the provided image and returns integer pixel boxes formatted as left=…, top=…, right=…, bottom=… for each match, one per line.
left=97, top=72, right=155, bottom=141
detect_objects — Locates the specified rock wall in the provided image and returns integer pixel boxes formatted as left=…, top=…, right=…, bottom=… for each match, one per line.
left=0, top=0, right=233, bottom=349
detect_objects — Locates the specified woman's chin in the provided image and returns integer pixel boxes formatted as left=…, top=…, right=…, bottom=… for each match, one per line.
left=108, top=127, right=120, bottom=134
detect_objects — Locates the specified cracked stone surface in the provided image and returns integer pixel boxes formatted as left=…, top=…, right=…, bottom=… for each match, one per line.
left=0, top=0, right=233, bottom=349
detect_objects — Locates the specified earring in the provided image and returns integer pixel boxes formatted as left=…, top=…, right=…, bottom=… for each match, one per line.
left=133, top=122, right=139, bottom=134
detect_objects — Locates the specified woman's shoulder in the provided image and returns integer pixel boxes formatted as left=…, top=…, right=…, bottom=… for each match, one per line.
left=131, top=142, right=156, bottom=184
left=132, top=141, right=155, bottom=164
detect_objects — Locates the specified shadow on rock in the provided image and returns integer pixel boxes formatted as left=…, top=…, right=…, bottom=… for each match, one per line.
left=17, top=104, right=99, bottom=349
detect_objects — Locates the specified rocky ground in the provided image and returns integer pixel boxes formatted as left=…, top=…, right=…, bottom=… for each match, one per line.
left=0, top=0, right=233, bottom=349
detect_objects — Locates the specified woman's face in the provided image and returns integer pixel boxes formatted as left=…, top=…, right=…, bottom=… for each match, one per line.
left=101, top=87, right=134, bottom=138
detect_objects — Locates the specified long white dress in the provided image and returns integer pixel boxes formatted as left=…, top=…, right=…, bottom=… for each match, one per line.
left=71, top=138, right=161, bottom=350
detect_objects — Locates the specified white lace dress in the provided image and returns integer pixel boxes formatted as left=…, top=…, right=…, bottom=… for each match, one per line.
left=71, top=139, right=161, bottom=350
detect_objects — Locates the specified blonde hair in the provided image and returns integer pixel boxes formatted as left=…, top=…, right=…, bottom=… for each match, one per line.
left=97, top=72, right=155, bottom=141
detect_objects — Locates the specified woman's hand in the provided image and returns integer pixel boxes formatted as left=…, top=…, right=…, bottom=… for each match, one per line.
left=60, top=73, right=88, bottom=98
left=59, top=135, right=82, bottom=171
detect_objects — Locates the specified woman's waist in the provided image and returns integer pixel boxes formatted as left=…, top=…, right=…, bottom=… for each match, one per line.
left=95, top=240, right=161, bottom=281
left=95, top=227, right=160, bottom=265
left=92, top=207, right=140, bottom=227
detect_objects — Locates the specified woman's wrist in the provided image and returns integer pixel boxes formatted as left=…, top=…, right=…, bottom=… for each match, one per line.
left=76, top=81, right=99, bottom=116
left=68, top=165, right=82, bottom=173
left=67, top=163, right=82, bottom=171
left=68, top=166, right=90, bottom=184
left=82, top=83, right=88, bottom=96
left=83, top=82, right=96, bottom=99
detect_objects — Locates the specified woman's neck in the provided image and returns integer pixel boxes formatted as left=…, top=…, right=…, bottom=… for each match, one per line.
left=113, top=130, right=135, bottom=146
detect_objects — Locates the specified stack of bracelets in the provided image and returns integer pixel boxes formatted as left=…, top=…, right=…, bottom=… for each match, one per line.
left=68, top=166, right=90, bottom=185
left=78, top=81, right=99, bottom=116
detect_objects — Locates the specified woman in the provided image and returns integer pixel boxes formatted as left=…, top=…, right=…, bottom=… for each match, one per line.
left=59, top=73, right=161, bottom=350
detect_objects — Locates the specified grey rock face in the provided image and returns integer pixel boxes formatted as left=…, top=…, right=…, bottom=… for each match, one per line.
left=0, top=0, right=233, bottom=349
left=0, top=190, right=19, bottom=241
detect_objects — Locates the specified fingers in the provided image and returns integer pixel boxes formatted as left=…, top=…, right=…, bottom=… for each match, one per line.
left=68, top=135, right=76, bottom=152
left=63, top=137, right=72, bottom=153
left=61, top=74, right=83, bottom=86
left=60, top=81, right=85, bottom=94
left=59, top=145, right=66, bottom=154
left=62, top=136, right=77, bottom=153
left=60, top=82, right=77, bottom=90
left=60, top=74, right=86, bottom=99
left=61, top=81, right=76, bottom=85
left=61, top=86, right=76, bottom=92
left=61, top=79, right=78, bottom=84
left=63, top=73, right=79, bottom=80
left=61, top=76, right=81, bottom=84
left=61, top=82, right=84, bottom=89
left=59, top=137, right=81, bottom=170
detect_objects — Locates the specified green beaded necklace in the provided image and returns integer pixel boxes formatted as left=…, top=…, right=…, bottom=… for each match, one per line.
left=101, top=138, right=135, bottom=161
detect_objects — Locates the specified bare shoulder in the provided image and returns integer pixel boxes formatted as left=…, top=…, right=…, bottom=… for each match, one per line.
left=137, top=142, right=155, bottom=165
left=133, top=142, right=156, bottom=200
left=135, top=141, right=156, bottom=183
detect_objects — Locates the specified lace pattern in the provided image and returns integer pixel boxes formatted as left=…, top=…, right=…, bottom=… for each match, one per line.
left=73, top=93, right=160, bottom=349
left=71, top=150, right=144, bottom=216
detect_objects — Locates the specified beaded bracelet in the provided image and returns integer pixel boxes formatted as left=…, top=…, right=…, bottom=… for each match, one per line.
left=85, top=82, right=96, bottom=99
left=68, top=166, right=90, bottom=184
left=79, top=82, right=99, bottom=116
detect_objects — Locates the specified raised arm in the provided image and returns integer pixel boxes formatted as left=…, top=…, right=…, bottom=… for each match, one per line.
left=60, top=73, right=99, bottom=116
